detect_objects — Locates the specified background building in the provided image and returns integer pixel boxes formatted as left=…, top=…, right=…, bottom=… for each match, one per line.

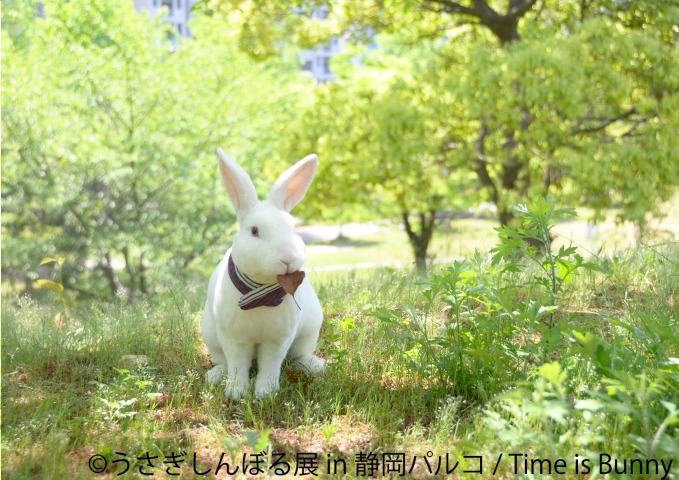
left=301, top=36, right=345, bottom=83
left=133, top=1, right=343, bottom=82
left=133, top=0, right=194, bottom=39
left=297, top=6, right=345, bottom=83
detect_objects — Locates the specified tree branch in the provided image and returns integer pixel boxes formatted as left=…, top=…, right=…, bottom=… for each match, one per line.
left=472, top=121, right=500, bottom=206
left=423, top=0, right=478, bottom=17
left=472, top=0, right=501, bottom=21
left=423, top=0, right=537, bottom=43
left=402, top=210, right=418, bottom=243
left=67, top=206, right=91, bottom=237
left=571, top=108, right=637, bottom=135
left=579, top=0, right=588, bottom=22
left=100, top=252, right=125, bottom=297
left=507, top=0, right=539, bottom=19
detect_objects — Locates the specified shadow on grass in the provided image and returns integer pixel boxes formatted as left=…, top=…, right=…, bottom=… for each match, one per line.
left=321, top=236, right=381, bottom=248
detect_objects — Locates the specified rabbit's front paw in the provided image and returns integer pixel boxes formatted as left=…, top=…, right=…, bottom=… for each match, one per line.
left=205, top=365, right=227, bottom=385
left=254, top=378, right=280, bottom=398
left=225, top=379, right=249, bottom=400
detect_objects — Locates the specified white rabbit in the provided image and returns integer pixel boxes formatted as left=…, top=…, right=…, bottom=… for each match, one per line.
left=202, top=148, right=325, bottom=399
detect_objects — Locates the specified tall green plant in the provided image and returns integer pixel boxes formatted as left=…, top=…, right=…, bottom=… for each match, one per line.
left=491, top=196, right=602, bottom=303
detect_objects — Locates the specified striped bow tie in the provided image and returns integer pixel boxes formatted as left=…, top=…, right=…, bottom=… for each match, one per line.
left=227, top=255, right=287, bottom=310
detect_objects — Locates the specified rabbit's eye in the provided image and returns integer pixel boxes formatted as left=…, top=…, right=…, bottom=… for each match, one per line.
left=251, top=226, right=259, bottom=237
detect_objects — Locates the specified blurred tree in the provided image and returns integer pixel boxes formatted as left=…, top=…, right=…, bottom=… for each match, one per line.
left=201, top=0, right=342, bottom=57
left=2, top=0, right=310, bottom=297
left=207, top=0, right=678, bottom=246
left=329, top=0, right=679, bottom=232
left=287, top=49, right=477, bottom=271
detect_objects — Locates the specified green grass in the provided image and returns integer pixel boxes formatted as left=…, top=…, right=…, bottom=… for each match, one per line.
left=3, top=213, right=679, bottom=479
left=305, top=218, right=499, bottom=269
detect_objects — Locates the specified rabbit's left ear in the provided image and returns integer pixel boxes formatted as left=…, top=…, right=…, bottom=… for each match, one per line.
left=268, top=154, right=318, bottom=213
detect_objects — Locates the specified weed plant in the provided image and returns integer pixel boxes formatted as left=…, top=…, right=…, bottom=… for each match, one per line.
left=2, top=198, right=677, bottom=478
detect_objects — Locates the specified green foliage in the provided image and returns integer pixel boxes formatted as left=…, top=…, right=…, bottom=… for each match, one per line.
left=204, top=0, right=338, bottom=58
left=288, top=2, right=677, bottom=268
left=480, top=339, right=679, bottom=462
left=215, top=0, right=679, bottom=264
left=2, top=0, right=311, bottom=298
left=288, top=42, right=478, bottom=268
left=35, top=257, right=71, bottom=321
left=291, top=64, right=471, bottom=223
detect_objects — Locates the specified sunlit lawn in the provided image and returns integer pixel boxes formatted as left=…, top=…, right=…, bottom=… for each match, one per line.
left=304, top=218, right=499, bottom=270
left=305, top=196, right=679, bottom=272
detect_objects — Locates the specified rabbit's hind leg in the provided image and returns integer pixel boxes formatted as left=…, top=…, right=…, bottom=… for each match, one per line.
left=205, top=340, right=228, bottom=386
left=288, top=329, right=325, bottom=375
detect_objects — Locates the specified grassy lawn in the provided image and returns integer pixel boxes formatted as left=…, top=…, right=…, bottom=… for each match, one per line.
left=2, top=203, right=678, bottom=479
left=305, top=199, right=679, bottom=272
left=304, top=218, right=499, bottom=270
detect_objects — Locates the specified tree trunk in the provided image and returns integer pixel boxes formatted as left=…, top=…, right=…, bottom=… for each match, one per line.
left=634, top=220, right=645, bottom=246
left=101, top=252, right=125, bottom=297
left=23, top=274, right=35, bottom=296
left=481, top=11, right=521, bottom=44
left=402, top=210, right=438, bottom=274
left=430, top=0, right=540, bottom=225
left=122, top=247, right=137, bottom=300
left=414, top=243, right=429, bottom=273
left=139, top=253, right=148, bottom=296
left=499, top=207, right=513, bottom=226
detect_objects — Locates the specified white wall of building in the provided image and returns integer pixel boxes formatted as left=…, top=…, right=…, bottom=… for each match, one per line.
left=301, top=36, right=345, bottom=83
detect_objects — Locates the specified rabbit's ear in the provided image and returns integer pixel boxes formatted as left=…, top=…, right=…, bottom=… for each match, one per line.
left=217, top=148, right=258, bottom=220
left=268, top=154, right=318, bottom=213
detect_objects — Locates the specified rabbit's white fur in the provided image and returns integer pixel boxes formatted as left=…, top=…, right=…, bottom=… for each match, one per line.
left=202, top=149, right=325, bottom=399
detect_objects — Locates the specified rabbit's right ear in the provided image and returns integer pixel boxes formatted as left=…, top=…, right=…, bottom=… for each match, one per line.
left=216, top=148, right=258, bottom=220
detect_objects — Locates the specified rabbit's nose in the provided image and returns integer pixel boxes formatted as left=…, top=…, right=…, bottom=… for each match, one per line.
left=280, top=256, right=303, bottom=273
left=281, top=260, right=294, bottom=274
left=279, top=244, right=304, bottom=272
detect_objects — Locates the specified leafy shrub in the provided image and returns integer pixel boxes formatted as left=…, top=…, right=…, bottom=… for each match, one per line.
left=372, top=197, right=601, bottom=401
left=371, top=198, right=678, bottom=464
